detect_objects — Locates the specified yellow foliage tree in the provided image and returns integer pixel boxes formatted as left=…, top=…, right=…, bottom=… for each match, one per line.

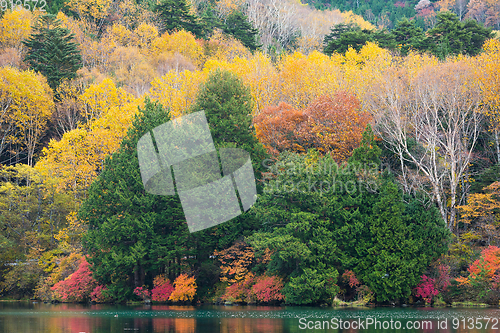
left=204, top=52, right=278, bottom=114
left=341, top=10, right=375, bottom=30
left=35, top=79, right=140, bottom=193
left=276, top=51, right=343, bottom=109
left=79, top=78, right=136, bottom=122
left=203, top=30, right=250, bottom=63
left=475, top=39, right=500, bottom=163
left=149, top=69, right=206, bottom=118
left=151, top=30, right=204, bottom=67
left=214, top=0, right=245, bottom=18
left=65, top=0, right=112, bottom=22
left=214, top=241, right=255, bottom=284
left=106, top=23, right=133, bottom=47
left=0, top=67, right=54, bottom=166
left=0, top=9, right=35, bottom=49
left=133, top=22, right=158, bottom=51
left=54, top=212, right=86, bottom=253
left=458, top=182, right=500, bottom=243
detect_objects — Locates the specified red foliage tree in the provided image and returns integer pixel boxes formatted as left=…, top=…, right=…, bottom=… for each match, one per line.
left=468, top=246, right=500, bottom=278
left=51, top=256, right=97, bottom=302
left=251, top=275, right=285, bottom=303
left=341, top=270, right=360, bottom=288
left=221, top=274, right=255, bottom=303
left=151, top=275, right=174, bottom=302
left=133, top=286, right=151, bottom=300
left=253, top=102, right=310, bottom=155
left=435, top=264, right=451, bottom=293
left=90, top=285, right=113, bottom=303
left=413, top=275, right=439, bottom=304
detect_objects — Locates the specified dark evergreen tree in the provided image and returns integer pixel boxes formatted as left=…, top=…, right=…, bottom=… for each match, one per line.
left=83, top=75, right=267, bottom=300
left=427, top=12, right=492, bottom=59
left=323, top=23, right=356, bottom=44
left=356, top=181, right=419, bottom=303
left=247, top=151, right=341, bottom=305
left=304, top=0, right=421, bottom=28
left=353, top=180, right=450, bottom=303
left=81, top=100, right=190, bottom=301
left=223, top=11, right=261, bottom=51
left=46, top=0, right=68, bottom=15
left=155, top=0, right=205, bottom=38
left=323, top=13, right=492, bottom=58
left=187, top=69, right=268, bottom=253
left=323, top=24, right=373, bottom=54
left=22, top=14, right=82, bottom=91
left=189, top=69, right=267, bottom=168
left=390, top=18, right=427, bottom=56
left=323, top=24, right=396, bottom=55
left=349, top=124, right=381, bottom=166
left=346, top=128, right=450, bottom=303
left=198, top=3, right=222, bottom=37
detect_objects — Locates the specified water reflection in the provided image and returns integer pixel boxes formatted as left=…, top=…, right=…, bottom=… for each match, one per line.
left=1, top=302, right=500, bottom=333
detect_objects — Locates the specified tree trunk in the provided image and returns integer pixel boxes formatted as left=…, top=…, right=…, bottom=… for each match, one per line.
left=495, top=128, right=500, bottom=165
left=134, top=264, right=140, bottom=287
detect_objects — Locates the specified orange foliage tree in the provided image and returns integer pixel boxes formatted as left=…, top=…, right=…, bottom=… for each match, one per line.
left=458, top=182, right=500, bottom=244
left=168, top=274, right=197, bottom=302
left=456, top=245, right=500, bottom=290
left=254, top=92, right=371, bottom=162
left=214, top=240, right=255, bottom=284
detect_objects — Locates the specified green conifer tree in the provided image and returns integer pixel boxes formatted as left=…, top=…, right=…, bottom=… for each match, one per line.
left=81, top=100, right=190, bottom=301
left=390, top=18, right=427, bottom=56
left=155, top=0, right=205, bottom=38
left=223, top=11, right=261, bottom=51
left=23, top=14, right=82, bottom=91
left=427, top=12, right=492, bottom=59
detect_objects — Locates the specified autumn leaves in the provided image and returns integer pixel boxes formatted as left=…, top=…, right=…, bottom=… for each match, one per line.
left=254, top=93, right=370, bottom=162
left=0, top=67, right=53, bottom=166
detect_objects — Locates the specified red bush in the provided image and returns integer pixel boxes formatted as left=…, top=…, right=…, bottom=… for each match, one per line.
left=222, top=274, right=255, bottom=303
left=342, top=270, right=360, bottom=288
left=251, top=275, right=285, bottom=303
left=90, top=285, right=113, bottom=303
left=414, top=275, right=439, bottom=304
left=436, top=264, right=451, bottom=292
left=51, top=256, right=97, bottom=302
left=133, top=286, right=151, bottom=301
left=151, top=275, right=174, bottom=302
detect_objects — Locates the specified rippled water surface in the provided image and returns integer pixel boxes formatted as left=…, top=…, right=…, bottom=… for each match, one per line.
left=1, top=302, right=500, bottom=332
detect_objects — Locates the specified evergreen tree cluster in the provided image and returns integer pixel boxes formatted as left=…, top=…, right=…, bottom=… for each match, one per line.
left=81, top=70, right=267, bottom=301
left=154, top=0, right=261, bottom=51
left=247, top=127, right=451, bottom=304
left=305, top=0, right=422, bottom=28
left=324, top=12, right=493, bottom=58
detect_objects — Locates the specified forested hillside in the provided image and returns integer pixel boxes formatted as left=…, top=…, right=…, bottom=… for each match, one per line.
left=304, top=0, right=500, bottom=30
left=0, top=0, right=499, bottom=306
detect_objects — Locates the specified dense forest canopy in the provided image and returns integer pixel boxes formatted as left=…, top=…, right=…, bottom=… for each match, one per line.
left=304, top=0, right=500, bottom=31
left=0, top=0, right=499, bottom=306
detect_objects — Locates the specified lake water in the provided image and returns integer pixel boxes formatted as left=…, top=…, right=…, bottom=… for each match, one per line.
left=1, top=302, right=500, bottom=332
